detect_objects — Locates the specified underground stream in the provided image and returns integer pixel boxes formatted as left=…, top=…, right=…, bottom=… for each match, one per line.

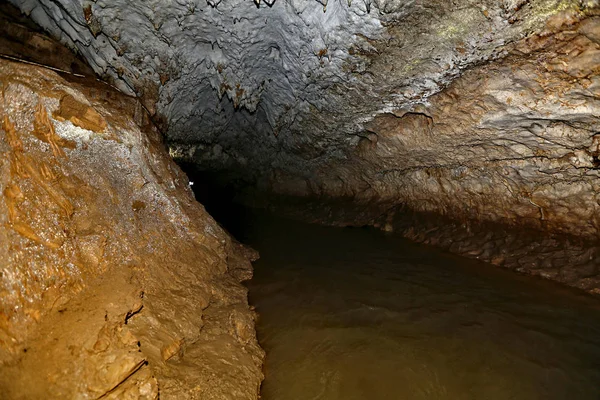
left=187, top=170, right=600, bottom=400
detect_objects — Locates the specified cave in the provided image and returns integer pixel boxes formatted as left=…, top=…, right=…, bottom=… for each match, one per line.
left=2, top=0, right=600, bottom=398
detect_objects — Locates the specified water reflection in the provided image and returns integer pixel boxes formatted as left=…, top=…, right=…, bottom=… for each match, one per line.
left=240, top=213, right=600, bottom=400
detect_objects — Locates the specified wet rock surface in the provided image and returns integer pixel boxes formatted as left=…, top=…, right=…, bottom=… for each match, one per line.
left=224, top=8, right=600, bottom=295
left=251, top=9, right=600, bottom=235
left=8, top=0, right=594, bottom=183
left=393, top=211, right=600, bottom=295
left=346, top=11, right=600, bottom=239
left=0, top=58, right=263, bottom=398
left=252, top=196, right=600, bottom=295
left=0, top=2, right=94, bottom=78
left=14, top=0, right=600, bottom=237
left=8, top=0, right=600, bottom=294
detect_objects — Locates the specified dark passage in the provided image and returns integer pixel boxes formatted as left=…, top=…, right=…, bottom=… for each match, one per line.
left=180, top=163, right=249, bottom=239
left=186, top=170, right=600, bottom=400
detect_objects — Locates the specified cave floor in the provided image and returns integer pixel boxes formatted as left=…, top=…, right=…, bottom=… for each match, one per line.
left=231, top=211, right=600, bottom=400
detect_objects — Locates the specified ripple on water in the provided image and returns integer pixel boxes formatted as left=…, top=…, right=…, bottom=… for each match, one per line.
left=243, top=214, right=600, bottom=400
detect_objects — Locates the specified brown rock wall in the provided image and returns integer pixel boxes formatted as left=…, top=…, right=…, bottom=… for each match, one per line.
left=0, top=59, right=263, bottom=399
left=295, top=12, right=600, bottom=239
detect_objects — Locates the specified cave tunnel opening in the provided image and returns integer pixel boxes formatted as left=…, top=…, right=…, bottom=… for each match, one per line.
left=178, top=162, right=252, bottom=240
left=2, top=1, right=600, bottom=399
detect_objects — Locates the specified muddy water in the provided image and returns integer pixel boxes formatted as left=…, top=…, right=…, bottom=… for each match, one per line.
left=236, top=213, right=600, bottom=400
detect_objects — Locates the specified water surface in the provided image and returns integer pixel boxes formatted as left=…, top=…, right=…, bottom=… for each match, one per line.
left=237, top=213, right=600, bottom=400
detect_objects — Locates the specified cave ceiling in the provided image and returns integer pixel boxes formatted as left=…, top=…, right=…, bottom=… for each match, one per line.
left=10, top=0, right=583, bottom=174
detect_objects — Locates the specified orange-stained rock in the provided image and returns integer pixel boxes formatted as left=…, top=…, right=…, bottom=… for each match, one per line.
left=0, top=58, right=264, bottom=399
left=53, top=94, right=107, bottom=133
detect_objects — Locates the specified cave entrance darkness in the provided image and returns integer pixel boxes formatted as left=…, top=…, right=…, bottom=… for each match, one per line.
left=179, top=162, right=249, bottom=239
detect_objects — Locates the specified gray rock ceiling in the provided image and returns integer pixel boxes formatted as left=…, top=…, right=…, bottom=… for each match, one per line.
left=9, top=0, right=580, bottom=169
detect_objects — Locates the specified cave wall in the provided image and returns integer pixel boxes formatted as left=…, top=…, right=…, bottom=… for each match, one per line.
left=3, top=1, right=600, bottom=396
left=309, top=12, right=600, bottom=238
left=9, top=0, right=600, bottom=241
left=0, top=58, right=263, bottom=398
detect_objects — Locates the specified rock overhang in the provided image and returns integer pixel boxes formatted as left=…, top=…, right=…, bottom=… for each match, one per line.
left=8, top=0, right=600, bottom=242
left=10, top=0, right=588, bottom=173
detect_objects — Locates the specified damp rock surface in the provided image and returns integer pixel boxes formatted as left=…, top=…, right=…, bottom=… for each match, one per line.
left=14, top=0, right=600, bottom=240
left=338, top=11, right=600, bottom=238
left=0, top=58, right=263, bottom=399
left=7, top=0, right=600, bottom=297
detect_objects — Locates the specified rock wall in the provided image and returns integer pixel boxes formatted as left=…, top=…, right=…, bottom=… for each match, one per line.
left=9, top=0, right=590, bottom=184
left=246, top=10, right=600, bottom=295
left=305, top=10, right=600, bottom=239
left=0, top=58, right=263, bottom=398
left=6, top=0, right=600, bottom=295
left=16, top=0, right=600, bottom=241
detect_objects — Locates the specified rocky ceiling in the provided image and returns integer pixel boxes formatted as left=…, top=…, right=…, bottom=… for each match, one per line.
left=7, top=1, right=576, bottom=161
left=8, top=0, right=600, bottom=238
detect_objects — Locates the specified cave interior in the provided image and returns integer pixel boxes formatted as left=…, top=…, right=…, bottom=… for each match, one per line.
left=1, top=0, right=600, bottom=398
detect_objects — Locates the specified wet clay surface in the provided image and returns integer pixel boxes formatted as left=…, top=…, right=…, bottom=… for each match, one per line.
left=0, top=59, right=263, bottom=399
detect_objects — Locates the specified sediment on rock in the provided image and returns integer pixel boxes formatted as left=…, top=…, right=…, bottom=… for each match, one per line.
left=392, top=210, right=600, bottom=295
left=0, top=57, right=263, bottom=399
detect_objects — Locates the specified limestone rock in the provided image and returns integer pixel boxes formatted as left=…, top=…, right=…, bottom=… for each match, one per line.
left=0, top=58, right=263, bottom=399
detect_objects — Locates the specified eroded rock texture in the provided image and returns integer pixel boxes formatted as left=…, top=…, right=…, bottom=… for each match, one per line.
left=323, top=11, right=600, bottom=237
left=8, top=0, right=593, bottom=178
left=9, top=0, right=600, bottom=293
left=248, top=9, right=600, bottom=293
left=9, top=0, right=599, bottom=231
left=2, top=0, right=600, bottom=396
left=0, top=58, right=263, bottom=398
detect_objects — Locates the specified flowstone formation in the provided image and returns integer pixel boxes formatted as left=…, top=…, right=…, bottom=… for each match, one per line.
left=0, top=58, right=263, bottom=398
